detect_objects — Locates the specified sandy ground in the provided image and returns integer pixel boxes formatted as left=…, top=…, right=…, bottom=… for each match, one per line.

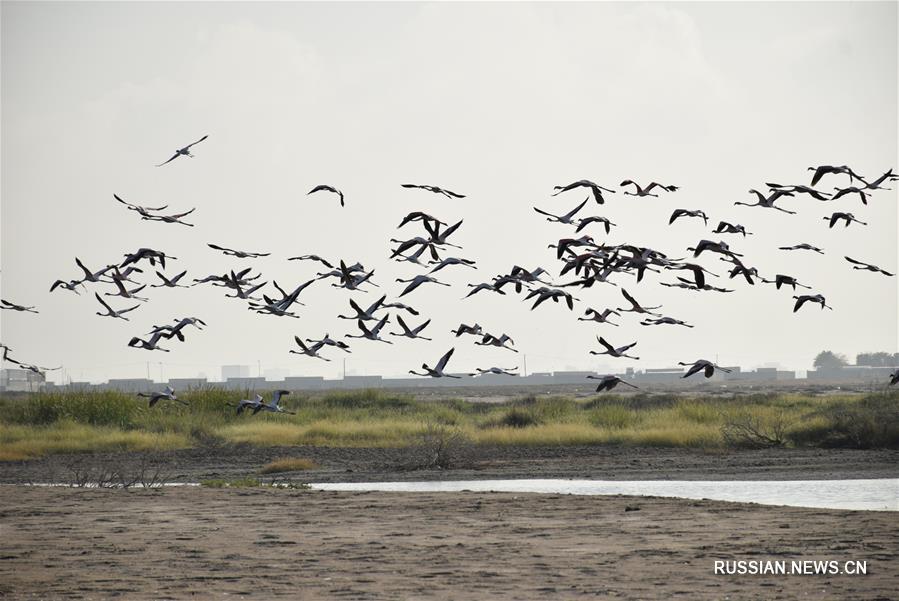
left=1, top=445, right=897, bottom=485
left=0, top=486, right=896, bottom=600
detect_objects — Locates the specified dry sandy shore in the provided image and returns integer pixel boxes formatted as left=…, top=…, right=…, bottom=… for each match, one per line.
left=1, top=486, right=897, bottom=600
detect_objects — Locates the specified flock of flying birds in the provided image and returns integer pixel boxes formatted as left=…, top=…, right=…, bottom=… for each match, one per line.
left=2, top=135, right=899, bottom=409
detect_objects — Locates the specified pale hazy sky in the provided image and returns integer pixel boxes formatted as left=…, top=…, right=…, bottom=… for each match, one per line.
left=2, top=1, right=897, bottom=384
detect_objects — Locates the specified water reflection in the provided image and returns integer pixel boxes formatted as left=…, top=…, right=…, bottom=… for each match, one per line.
left=312, top=478, right=899, bottom=511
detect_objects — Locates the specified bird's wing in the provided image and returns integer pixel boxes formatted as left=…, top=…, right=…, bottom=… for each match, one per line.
left=436, top=347, right=455, bottom=372
left=562, top=198, right=589, bottom=220
left=186, top=135, right=209, bottom=148
left=413, top=319, right=431, bottom=335
left=94, top=293, right=114, bottom=313
left=441, top=219, right=464, bottom=239
left=597, top=336, right=615, bottom=353
left=395, top=314, right=412, bottom=335
left=621, top=288, right=639, bottom=308
left=371, top=315, right=389, bottom=335
left=155, top=153, right=180, bottom=167
left=368, top=294, right=387, bottom=314
left=442, top=187, right=465, bottom=198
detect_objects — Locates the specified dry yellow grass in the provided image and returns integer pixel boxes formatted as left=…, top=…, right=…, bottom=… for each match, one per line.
left=259, top=457, right=317, bottom=474
left=0, top=421, right=190, bottom=460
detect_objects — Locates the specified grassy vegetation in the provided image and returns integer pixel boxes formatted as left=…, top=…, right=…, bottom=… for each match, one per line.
left=1, top=387, right=897, bottom=460
left=259, top=457, right=317, bottom=474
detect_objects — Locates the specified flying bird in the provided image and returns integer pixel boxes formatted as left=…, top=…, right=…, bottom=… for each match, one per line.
left=207, top=243, right=270, bottom=258
left=156, top=135, right=209, bottom=167
left=823, top=212, right=867, bottom=228
left=552, top=180, right=616, bottom=204
left=807, top=164, right=864, bottom=187
left=669, top=209, right=709, bottom=226
left=138, top=386, right=186, bottom=408
left=389, top=315, right=432, bottom=341
left=861, top=169, right=897, bottom=191
left=308, top=185, right=345, bottom=207
left=395, top=275, right=450, bottom=297
left=50, top=279, right=83, bottom=295
left=578, top=307, right=621, bottom=326
left=401, top=183, right=465, bottom=198
left=289, top=337, right=330, bottom=361
left=475, top=367, right=519, bottom=377
left=255, top=390, right=295, bottom=415
left=127, top=331, right=171, bottom=352
left=534, top=197, right=589, bottom=224
left=0, top=300, right=38, bottom=314
left=678, top=360, right=732, bottom=379
left=575, top=215, right=617, bottom=234
left=288, top=255, right=334, bottom=269
left=734, top=189, right=796, bottom=214
left=590, top=336, right=639, bottom=360
left=844, top=257, right=894, bottom=276
left=618, top=289, right=662, bottom=317
left=779, top=243, right=824, bottom=254
left=713, top=221, right=752, bottom=236
left=114, top=193, right=168, bottom=214
left=151, top=270, right=189, bottom=288
left=640, top=316, right=693, bottom=328
left=451, top=323, right=483, bottom=337
left=94, top=293, right=140, bottom=320
left=620, top=180, right=678, bottom=197
left=345, top=315, right=393, bottom=344
left=765, top=183, right=831, bottom=201
left=792, top=294, right=832, bottom=312
left=587, top=375, right=639, bottom=392
left=409, top=347, right=469, bottom=378
left=474, top=333, right=518, bottom=353
left=831, top=187, right=870, bottom=205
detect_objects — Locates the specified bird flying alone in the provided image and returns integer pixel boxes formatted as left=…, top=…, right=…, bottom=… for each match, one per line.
left=678, top=360, right=732, bottom=379
left=156, top=135, right=208, bottom=167
left=792, top=294, right=832, bottom=312
left=308, top=185, right=345, bottom=207
left=587, top=375, right=639, bottom=392
left=409, top=347, right=470, bottom=378
left=590, top=336, right=639, bottom=360
left=401, top=183, right=465, bottom=198
left=553, top=180, right=616, bottom=204
left=844, top=257, right=894, bottom=276
left=207, top=243, right=271, bottom=258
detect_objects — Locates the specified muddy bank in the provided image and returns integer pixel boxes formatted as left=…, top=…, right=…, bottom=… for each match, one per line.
left=1, top=486, right=896, bottom=600
left=1, top=445, right=897, bottom=485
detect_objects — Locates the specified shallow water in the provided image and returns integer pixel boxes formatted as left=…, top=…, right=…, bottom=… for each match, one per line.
left=312, top=478, right=899, bottom=511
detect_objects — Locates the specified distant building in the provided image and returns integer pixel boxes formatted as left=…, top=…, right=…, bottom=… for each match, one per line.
left=0, top=368, right=45, bottom=392
left=104, top=378, right=154, bottom=392
left=222, top=365, right=251, bottom=380
left=263, top=368, right=290, bottom=381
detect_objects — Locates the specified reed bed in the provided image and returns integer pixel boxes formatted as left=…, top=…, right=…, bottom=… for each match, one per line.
left=0, top=387, right=896, bottom=459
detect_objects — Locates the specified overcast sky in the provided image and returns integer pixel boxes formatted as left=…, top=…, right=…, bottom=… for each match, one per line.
left=2, top=1, right=897, bottom=384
